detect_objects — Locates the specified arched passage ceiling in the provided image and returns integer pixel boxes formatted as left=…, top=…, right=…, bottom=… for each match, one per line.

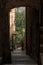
left=6, top=0, right=40, bottom=11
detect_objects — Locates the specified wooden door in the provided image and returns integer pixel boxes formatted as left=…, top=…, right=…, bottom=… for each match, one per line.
left=26, top=7, right=40, bottom=64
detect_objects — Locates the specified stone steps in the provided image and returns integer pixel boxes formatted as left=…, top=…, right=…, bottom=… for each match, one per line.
left=4, top=48, right=37, bottom=65
left=11, top=48, right=37, bottom=64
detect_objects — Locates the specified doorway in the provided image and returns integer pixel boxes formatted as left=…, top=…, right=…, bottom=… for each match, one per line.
left=9, top=7, right=38, bottom=64
left=9, top=7, right=26, bottom=52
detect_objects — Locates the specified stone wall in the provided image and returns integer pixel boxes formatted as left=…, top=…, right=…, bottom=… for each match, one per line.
left=0, top=0, right=11, bottom=63
left=6, top=0, right=40, bottom=11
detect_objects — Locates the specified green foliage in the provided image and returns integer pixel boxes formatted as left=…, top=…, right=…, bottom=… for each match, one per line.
left=15, top=11, right=25, bottom=42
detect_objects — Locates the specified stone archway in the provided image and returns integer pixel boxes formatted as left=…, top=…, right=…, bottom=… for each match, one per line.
left=0, top=0, right=40, bottom=64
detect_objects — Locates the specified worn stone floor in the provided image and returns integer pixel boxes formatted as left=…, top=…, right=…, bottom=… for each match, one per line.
left=5, top=47, right=37, bottom=65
